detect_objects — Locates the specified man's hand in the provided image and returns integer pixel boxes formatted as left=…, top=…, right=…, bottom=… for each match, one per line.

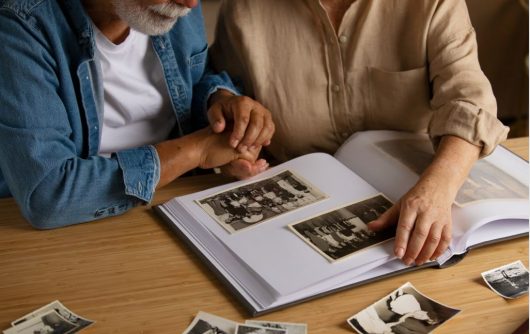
left=367, top=136, right=481, bottom=266
left=208, top=89, right=275, bottom=152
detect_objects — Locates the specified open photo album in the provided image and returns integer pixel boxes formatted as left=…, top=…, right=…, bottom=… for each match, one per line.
left=154, top=131, right=529, bottom=316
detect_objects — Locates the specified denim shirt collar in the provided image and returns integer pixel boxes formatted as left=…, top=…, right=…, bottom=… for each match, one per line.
left=60, top=0, right=96, bottom=61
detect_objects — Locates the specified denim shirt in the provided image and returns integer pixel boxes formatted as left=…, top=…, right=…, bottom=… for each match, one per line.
left=0, top=0, right=239, bottom=228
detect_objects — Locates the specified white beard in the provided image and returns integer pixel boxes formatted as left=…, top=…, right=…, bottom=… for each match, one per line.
left=112, top=1, right=191, bottom=36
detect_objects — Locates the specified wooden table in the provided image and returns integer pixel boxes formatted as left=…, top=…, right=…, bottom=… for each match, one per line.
left=0, top=138, right=528, bottom=334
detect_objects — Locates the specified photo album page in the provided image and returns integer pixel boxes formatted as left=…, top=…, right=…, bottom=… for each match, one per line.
left=155, top=130, right=529, bottom=314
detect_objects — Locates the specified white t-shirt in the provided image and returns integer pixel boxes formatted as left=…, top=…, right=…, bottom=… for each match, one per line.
left=94, top=26, right=176, bottom=156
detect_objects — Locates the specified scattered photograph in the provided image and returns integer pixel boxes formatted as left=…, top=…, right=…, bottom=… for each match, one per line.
left=245, top=319, right=307, bottom=334
left=348, top=282, right=460, bottom=334
left=181, top=311, right=237, bottom=334
left=235, top=324, right=286, bottom=334
left=481, top=260, right=529, bottom=299
left=289, top=194, right=394, bottom=262
left=197, top=170, right=327, bottom=234
left=375, top=138, right=528, bottom=206
left=4, top=310, right=78, bottom=334
left=11, top=300, right=93, bottom=330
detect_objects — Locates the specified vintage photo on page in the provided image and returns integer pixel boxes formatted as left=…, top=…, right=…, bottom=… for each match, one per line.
left=288, top=194, right=394, bottom=262
left=375, top=138, right=528, bottom=206
left=481, top=260, right=529, bottom=299
left=181, top=311, right=237, bottom=334
left=348, top=282, right=460, bottom=334
left=197, top=170, right=327, bottom=234
left=245, top=320, right=307, bottom=334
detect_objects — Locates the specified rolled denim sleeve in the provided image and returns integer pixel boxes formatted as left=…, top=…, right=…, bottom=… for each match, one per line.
left=115, top=145, right=160, bottom=202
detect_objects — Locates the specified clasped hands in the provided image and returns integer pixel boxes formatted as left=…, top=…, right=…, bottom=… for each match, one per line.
left=202, top=89, right=275, bottom=179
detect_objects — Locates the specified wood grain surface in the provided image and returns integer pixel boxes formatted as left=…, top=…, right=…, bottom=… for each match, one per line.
left=0, top=138, right=527, bottom=333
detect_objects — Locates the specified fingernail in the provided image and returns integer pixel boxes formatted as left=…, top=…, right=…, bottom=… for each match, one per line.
left=250, top=145, right=257, bottom=151
left=403, top=257, right=413, bottom=266
left=395, top=247, right=404, bottom=259
left=231, top=139, right=239, bottom=148
left=240, top=145, right=248, bottom=152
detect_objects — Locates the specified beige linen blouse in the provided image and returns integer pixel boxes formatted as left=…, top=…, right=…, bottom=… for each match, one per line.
left=211, top=0, right=509, bottom=162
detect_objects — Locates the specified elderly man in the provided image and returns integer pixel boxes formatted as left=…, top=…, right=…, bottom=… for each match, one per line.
left=0, top=0, right=274, bottom=228
left=211, top=0, right=509, bottom=266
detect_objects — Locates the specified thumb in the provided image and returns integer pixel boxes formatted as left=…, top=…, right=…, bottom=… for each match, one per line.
left=207, top=105, right=226, bottom=133
left=367, top=202, right=400, bottom=232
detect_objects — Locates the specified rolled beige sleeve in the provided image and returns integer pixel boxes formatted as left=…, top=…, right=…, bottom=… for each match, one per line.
left=427, top=0, right=509, bottom=157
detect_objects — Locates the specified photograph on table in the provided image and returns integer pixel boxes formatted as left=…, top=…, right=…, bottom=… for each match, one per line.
left=5, top=310, right=79, bottom=334
left=235, top=324, right=286, bottom=334
left=197, top=170, right=327, bottom=234
left=245, top=319, right=307, bottom=334
left=481, top=260, right=529, bottom=299
left=182, top=311, right=237, bottom=334
left=4, top=300, right=94, bottom=334
left=375, top=138, right=528, bottom=206
left=288, top=194, right=394, bottom=262
left=348, top=282, right=460, bottom=334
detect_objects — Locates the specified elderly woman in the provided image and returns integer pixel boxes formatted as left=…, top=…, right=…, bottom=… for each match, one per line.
left=211, top=0, right=509, bottom=266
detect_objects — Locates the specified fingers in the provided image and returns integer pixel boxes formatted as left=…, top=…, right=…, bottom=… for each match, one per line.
left=208, top=95, right=275, bottom=151
left=221, top=159, right=269, bottom=180
left=393, top=200, right=418, bottom=261
left=207, top=104, right=226, bottom=134
left=232, top=101, right=274, bottom=152
left=401, top=212, right=436, bottom=265
left=430, top=224, right=452, bottom=261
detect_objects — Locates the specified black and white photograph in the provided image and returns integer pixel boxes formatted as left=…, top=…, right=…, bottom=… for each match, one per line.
left=481, top=260, right=529, bottom=299
left=181, top=311, right=237, bottom=334
left=375, top=138, right=528, bottom=206
left=197, top=170, right=327, bottom=234
left=348, top=282, right=460, bottom=334
left=235, top=324, right=286, bottom=334
left=245, top=320, right=307, bottom=334
left=11, top=300, right=93, bottom=330
left=288, top=194, right=394, bottom=262
left=4, top=310, right=78, bottom=334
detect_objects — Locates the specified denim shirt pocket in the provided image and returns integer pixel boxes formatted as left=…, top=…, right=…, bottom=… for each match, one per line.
left=189, top=46, right=208, bottom=84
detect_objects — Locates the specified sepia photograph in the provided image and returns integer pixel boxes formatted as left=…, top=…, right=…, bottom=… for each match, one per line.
left=348, top=282, right=460, bottom=334
left=289, top=194, right=394, bottom=262
left=235, top=324, right=286, bottom=334
left=182, top=311, right=237, bottom=334
left=197, top=170, right=327, bottom=234
left=245, top=320, right=307, bottom=334
left=482, top=260, right=529, bottom=299
left=375, top=138, right=528, bottom=206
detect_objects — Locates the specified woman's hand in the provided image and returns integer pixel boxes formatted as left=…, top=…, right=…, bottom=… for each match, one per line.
left=368, top=136, right=481, bottom=265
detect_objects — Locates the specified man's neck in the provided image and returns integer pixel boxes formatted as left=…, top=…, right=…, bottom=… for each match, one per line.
left=82, top=0, right=130, bottom=44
